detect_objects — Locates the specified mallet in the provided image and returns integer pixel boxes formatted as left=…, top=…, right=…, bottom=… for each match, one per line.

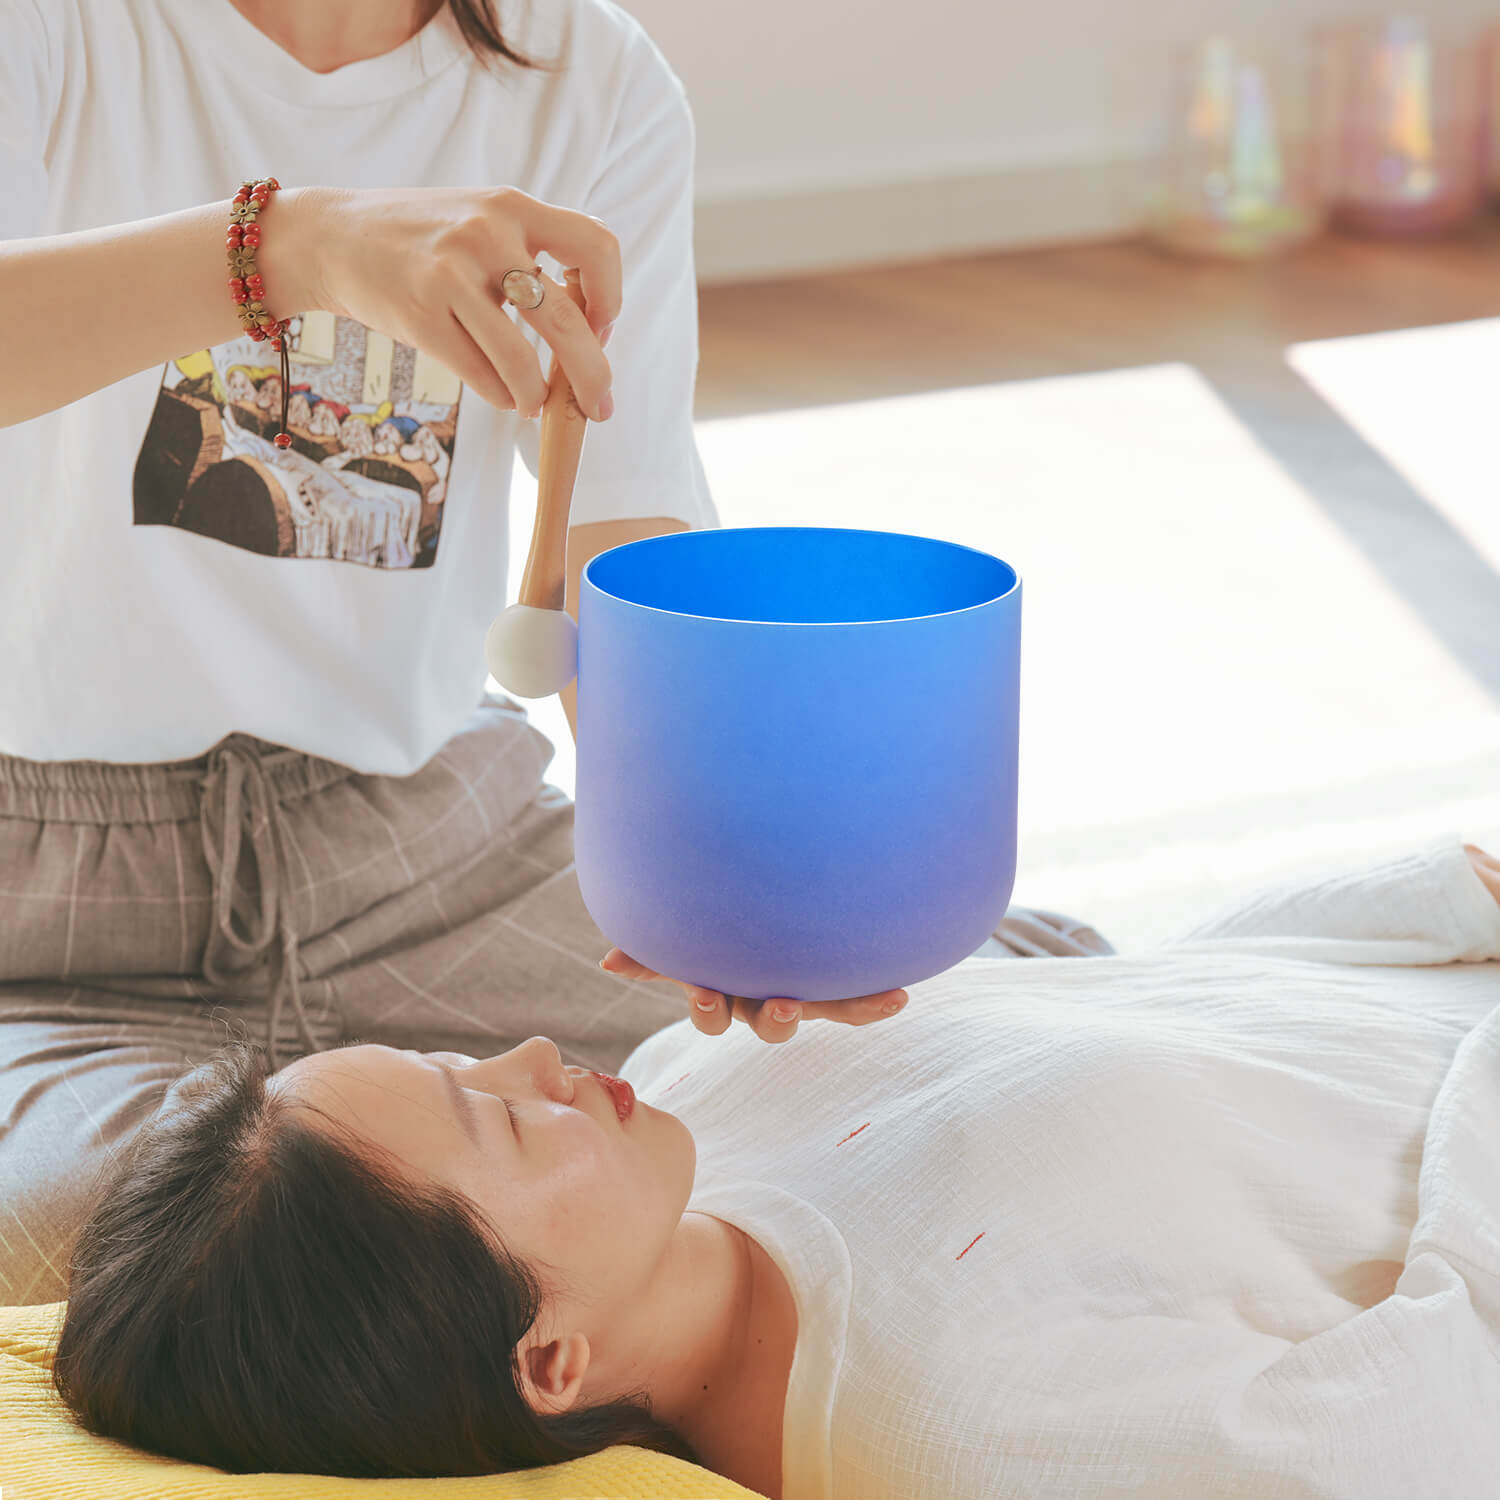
left=484, top=266, right=592, bottom=698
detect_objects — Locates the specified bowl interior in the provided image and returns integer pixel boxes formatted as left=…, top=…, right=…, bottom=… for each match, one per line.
left=584, top=526, right=1017, bottom=626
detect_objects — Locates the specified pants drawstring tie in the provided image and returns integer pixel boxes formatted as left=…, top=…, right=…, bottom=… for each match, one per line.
left=198, top=734, right=321, bottom=1071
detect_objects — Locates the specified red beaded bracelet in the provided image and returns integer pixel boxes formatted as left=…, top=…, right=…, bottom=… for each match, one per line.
left=226, top=176, right=293, bottom=449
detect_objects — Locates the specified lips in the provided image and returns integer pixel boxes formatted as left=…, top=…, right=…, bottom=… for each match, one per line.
left=591, top=1070, right=635, bottom=1123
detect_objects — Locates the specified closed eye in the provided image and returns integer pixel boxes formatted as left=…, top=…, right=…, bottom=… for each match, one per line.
left=502, top=1097, right=519, bottom=1134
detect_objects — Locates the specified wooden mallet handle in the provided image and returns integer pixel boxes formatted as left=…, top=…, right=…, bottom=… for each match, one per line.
left=517, top=267, right=591, bottom=612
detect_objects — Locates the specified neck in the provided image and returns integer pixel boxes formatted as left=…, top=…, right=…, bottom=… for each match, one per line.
left=227, top=0, right=446, bottom=72
left=585, top=1211, right=791, bottom=1462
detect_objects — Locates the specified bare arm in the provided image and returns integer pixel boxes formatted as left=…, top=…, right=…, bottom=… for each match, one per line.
left=1464, top=844, right=1500, bottom=911
left=0, top=187, right=327, bottom=428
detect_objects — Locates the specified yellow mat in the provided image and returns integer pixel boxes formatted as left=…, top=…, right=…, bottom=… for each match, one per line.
left=0, top=1302, right=766, bottom=1500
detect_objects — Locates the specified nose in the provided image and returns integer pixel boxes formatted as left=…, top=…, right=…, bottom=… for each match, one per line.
left=432, top=1038, right=573, bottom=1103
left=516, top=1035, right=574, bottom=1103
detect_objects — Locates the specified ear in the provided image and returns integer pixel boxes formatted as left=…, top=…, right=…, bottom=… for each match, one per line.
left=516, top=1328, right=592, bottom=1416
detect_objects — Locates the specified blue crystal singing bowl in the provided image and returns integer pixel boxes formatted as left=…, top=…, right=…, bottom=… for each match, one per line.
left=574, top=526, right=1021, bottom=1005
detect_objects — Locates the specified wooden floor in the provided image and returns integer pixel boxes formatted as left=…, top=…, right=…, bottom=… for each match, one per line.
left=695, top=222, right=1500, bottom=419
left=679, top=225, right=1500, bottom=946
left=695, top=223, right=1500, bottom=716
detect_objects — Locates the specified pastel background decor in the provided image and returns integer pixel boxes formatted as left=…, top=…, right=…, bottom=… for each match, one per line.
left=1147, top=37, right=1324, bottom=258
left=1314, top=15, right=1491, bottom=237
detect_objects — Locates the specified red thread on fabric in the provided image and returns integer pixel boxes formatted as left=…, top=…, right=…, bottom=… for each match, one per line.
left=834, top=1123, right=870, bottom=1147
left=662, top=1072, right=691, bottom=1094
left=956, top=1233, right=986, bottom=1261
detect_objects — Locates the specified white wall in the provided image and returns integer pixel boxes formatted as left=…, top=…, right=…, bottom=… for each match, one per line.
left=623, top=0, right=1500, bottom=282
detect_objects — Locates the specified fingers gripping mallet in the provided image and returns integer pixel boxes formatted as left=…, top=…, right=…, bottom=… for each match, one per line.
left=484, top=267, right=592, bottom=698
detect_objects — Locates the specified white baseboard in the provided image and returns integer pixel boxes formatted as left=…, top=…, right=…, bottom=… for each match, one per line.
left=693, top=156, right=1145, bottom=285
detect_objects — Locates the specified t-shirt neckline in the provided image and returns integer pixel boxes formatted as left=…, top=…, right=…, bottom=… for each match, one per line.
left=688, top=1177, right=851, bottom=1500
left=179, top=0, right=473, bottom=107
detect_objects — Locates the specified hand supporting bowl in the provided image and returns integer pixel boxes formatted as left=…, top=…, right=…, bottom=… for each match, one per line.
left=573, top=526, right=1021, bottom=1006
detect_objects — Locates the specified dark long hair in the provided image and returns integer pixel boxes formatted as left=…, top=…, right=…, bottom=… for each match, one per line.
left=448, top=0, right=556, bottom=73
left=50, top=1043, right=697, bottom=1478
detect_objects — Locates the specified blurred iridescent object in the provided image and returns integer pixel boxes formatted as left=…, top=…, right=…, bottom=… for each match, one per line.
left=1147, top=38, right=1324, bottom=258
left=1314, top=17, right=1490, bottom=237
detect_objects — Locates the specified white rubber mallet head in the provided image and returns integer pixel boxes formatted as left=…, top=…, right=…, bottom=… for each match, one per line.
left=485, top=603, right=578, bottom=699
left=485, top=266, right=593, bottom=700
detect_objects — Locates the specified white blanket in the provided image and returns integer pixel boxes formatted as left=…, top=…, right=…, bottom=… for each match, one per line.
left=621, top=839, right=1500, bottom=1499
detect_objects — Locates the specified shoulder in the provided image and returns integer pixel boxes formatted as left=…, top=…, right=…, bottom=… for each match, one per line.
left=0, top=0, right=145, bottom=78
left=510, top=0, right=688, bottom=109
left=0, top=0, right=53, bottom=58
left=555, top=0, right=677, bottom=66
left=1, top=0, right=133, bottom=41
left=0, top=0, right=63, bottom=121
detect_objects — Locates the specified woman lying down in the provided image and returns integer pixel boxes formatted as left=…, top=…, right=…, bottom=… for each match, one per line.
left=51, top=838, right=1500, bottom=1500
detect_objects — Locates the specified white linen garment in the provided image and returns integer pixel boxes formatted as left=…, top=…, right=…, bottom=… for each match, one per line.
left=622, top=838, right=1500, bottom=1499
left=0, top=0, right=718, bottom=773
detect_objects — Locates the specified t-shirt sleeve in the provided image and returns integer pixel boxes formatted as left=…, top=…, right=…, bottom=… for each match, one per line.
left=0, top=0, right=53, bottom=242
left=514, top=32, right=719, bottom=533
left=1161, top=837, right=1500, bottom=966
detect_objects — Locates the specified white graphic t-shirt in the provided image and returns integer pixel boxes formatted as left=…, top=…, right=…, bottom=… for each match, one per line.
left=0, top=0, right=719, bottom=774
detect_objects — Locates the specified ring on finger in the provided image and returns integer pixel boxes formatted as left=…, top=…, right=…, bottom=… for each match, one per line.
left=500, top=265, right=546, bottom=310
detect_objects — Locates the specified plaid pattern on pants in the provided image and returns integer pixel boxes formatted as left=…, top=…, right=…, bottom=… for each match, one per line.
left=0, top=689, right=1113, bottom=1305
left=0, top=692, right=693, bottom=1305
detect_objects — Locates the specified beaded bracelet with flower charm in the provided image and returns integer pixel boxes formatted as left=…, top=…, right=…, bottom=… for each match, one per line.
left=226, top=175, right=294, bottom=449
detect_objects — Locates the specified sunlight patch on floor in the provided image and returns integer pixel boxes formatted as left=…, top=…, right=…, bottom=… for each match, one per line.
left=503, top=361, right=1500, bottom=951
left=1288, top=317, right=1500, bottom=579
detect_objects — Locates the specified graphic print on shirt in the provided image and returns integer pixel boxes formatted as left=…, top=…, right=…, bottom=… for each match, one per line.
left=131, top=313, right=460, bottom=569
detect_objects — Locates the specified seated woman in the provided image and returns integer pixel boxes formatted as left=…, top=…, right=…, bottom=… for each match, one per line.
left=50, top=839, right=1500, bottom=1500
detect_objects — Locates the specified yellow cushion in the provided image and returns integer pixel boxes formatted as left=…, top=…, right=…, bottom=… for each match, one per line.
left=0, top=1303, right=767, bottom=1500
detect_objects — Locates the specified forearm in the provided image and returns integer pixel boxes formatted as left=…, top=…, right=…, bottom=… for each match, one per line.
left=1464, top=844, right=1500, bottom=911
left=561, top=675, right=580, bottom=747
left=0, top=186, right=326, bottom=428
left=1169, top=840, right=1500, bottom=964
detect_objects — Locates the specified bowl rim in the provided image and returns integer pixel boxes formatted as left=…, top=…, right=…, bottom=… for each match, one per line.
left=581, top=525, right=1020, bottom=627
